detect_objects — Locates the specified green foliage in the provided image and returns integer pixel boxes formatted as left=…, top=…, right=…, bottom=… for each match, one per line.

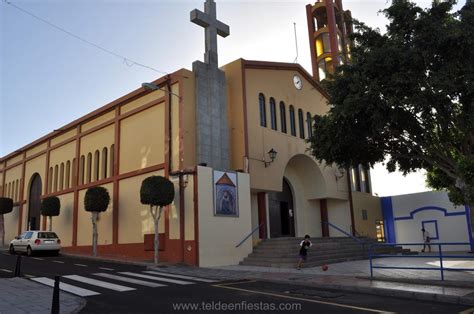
left=84, top=187, right=110, bottom=213
left=140, top=176, right=175, bottom=207
left=41, top=196, right=60, bottom=217
left=0, top=198, right=13, bottom=215
left=309, top=1, right=474, bottom=204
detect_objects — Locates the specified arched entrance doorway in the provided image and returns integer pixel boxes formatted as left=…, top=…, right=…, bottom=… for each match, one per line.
left=268, top=178, right=295, bottom=238
left=28, top=174, right=42, bottom=230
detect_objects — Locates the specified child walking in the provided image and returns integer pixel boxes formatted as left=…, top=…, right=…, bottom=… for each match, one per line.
left=297, top=235, right=312, bottom=269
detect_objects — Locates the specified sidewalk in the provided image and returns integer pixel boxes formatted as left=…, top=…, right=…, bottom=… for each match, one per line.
left=148, top=255, right=474, bottom=306
left=0, top=278, right=85, bottom=314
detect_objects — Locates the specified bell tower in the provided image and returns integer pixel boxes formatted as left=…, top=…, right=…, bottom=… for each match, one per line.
left=306, top=0, right=353, bottom=81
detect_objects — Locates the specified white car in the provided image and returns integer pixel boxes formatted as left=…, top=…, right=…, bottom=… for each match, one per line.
left=9, top=231, right=61, bottom=256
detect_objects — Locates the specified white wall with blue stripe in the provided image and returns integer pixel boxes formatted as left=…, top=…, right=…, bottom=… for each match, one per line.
left=381, top=191, right=473, bottom=251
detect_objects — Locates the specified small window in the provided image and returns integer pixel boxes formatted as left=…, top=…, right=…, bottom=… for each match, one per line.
left=259, top=93, right=267, bottom=127
left=86, top=153, right=92, bottom=184
left=289, top=106, right=296, bottom=136
left=48, top=167, right=53, bottom=193
left=71, top=158, right=76, bottom=187
left=307, top=112, right=313, bottom=138
left=80, top=156, right=85, bottom=185
left=54, top=165, right=59, bottom=192
left=102, top=147, right=108, bottom=179
left=94, top=150, right=100, bottom=181
left=362, top=209, right=368, bottom=221
left=269, top=98, right=277, bottom=130
left=59, top=163, right=64, bottom=191
left=280, top=102, right=287, bottom=133
left=298, top=109, right=305, bottom=139
left=65, top=161, right=71, bottom=189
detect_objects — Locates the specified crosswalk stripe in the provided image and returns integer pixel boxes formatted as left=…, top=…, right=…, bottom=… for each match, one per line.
left=74, top=263, right=87, bottom=267
left=31, top=277, right=100, bottom=297
left=63, top=275, right=136, bottom=292
left=93, top=273, right=167, bottom=288
left=32, top=257, right=44, bottom=260
left=143, top=271, right=217, bottom=283
left=119, top=272, right=194, bottom=285
left=99, top=267, right=114, bottom=271
left=0, top=269, right=12, bottom=273
left=53, top=260, right=64, bottom=264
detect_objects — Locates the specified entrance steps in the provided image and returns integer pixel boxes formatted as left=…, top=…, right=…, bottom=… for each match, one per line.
left=240, top=237, right=413, bottom=268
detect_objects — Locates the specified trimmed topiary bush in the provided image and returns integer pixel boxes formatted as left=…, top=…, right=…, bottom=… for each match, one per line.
left=84, top=187, right=110, bottom=257
left=0, top=197, right=14, bottom=247
left=41, top=196, right=60, bottom=231
left=140, top=176, right=175, bottom=264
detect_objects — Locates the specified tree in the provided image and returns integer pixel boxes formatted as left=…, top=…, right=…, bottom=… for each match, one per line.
left=0, top=197, right=13, bottom=247
left=84, top=187, right=110, bottom=257
left=308, top=2, right=474, bottom=211
left=140, top=176, right=175, bottom=264
left=40, top=196, right=60, bottom=231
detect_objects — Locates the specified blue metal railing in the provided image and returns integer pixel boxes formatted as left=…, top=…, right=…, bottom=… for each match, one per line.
left=323, top=221, right=365, bottom=246
left=369, top=242, right=474, bottom=281
left=235, top=223, right=265, bottom=248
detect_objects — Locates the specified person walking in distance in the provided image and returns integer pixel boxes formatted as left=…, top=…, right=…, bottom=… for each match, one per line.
left=421, top=228, right=431, bottom=253
left=297, top=235, right=312, bottom=270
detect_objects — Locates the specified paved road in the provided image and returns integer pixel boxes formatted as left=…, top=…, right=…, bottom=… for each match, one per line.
left=0, top=252, right=472, bottom=313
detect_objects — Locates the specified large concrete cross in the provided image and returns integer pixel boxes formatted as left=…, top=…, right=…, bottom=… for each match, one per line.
left=190, top=0, right=229, bottom=67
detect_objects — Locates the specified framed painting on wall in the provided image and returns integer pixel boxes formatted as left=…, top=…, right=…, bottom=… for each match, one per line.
left=213, top=171, right=238, bottom=217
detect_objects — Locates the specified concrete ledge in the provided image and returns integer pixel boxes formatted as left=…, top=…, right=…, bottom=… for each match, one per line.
left=357, top=276, right=474, bottom=289
left=60, top=252, right=157, bottom=267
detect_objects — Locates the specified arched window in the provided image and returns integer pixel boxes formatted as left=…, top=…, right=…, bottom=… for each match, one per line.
left=15, top=180, right=19, bottom=201
left=259, top=93, right=267, bottom=127
left=102, top=147, right=108, bottom=179
left=269, top=97, right=277, bottom=130
left=79, top=156, right=85, bottom=185
left=110, top=144, right=115, bottom=177
left=306, top=112, right=313, bottom=138
left=289, top=106, right=296, bottom=136
left=65, top=161, right=71, bottom=189
left=59, top=163, right=64, bottom=191
left=72, top=158, right=76, bottom=187
left=280, top=102, right=287, bottom=133
left=298, top=109, right=305, bottom=139
left=7, top=182, right=11, bottom=199
left=86, top=153, right=92, bottom=183
left=48, top=167, right=53, bottom=193
left=54, top=165, right=59, bottom=192
left=94, top=150, right=100, bottom=182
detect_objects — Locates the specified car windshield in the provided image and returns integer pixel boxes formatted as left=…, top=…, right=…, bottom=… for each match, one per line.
left=37, top=232, right=58, bottom=239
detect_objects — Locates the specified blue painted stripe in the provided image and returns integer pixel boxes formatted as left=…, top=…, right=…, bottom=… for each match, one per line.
left=381, top=197, right=396, bottom=243
left=394, top=206, right=466, bottom=221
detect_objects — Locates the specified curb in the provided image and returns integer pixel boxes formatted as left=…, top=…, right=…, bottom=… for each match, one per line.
left=258, top=278, right=474, bottom=306
left=356, top=276, right=474, bottom=289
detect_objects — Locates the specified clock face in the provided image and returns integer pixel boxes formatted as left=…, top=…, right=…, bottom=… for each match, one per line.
left=293, top=75, right=303, bottom=90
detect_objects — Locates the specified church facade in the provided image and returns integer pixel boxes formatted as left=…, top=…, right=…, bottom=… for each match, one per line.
left=0, top=0, right=381, bottom=267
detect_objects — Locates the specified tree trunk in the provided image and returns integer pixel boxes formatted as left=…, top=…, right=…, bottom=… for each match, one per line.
left=49, top=216, right=52, bottom=232
left=91, top=212, right=99, bottom=257
left=0, top=214, right=4, bottom=247
left=154, top=216, right=159, bottom=264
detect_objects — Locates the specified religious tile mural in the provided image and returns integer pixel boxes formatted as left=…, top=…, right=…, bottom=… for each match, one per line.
left=214, top=171, right=238, bottom=217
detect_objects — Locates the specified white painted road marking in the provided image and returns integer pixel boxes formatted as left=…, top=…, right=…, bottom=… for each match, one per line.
left=31, top=277, right=100, bottom=297
left=53, top=260, right=65, bottom=264
left=144, top=271, right=217, bottom=283
left=64, top=275, right=136, bottom=292
left=32, top=257, right=44, bottom=260
left=0, top=269, right=12, bottom=273
left=99, top=267, right=114, bottom=271
left=24, top=274, right=35, bottom=278
left=74, top=263, right=87, bottom=267
left=93, top=273, right=167, bottom=288
left=119, top=272, right=194, bottom=285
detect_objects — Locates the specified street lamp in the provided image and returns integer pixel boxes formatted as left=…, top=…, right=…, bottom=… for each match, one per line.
left=264, top=148, right=278, bottom=167
left=141, top=82, right=181, bottom=99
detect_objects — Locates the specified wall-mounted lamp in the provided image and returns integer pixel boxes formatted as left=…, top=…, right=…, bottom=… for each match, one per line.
left=141, top=82, right=181, bottom=99
left=264, top=148, right=278, bottom=167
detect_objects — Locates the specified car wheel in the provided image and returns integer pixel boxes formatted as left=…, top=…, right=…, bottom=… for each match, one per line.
left=26, top=246, right=33, bottom=257
left=9, top=245, right=15, bottom=255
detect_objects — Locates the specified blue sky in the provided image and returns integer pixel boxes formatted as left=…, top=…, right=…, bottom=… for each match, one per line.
left=0, top=0, right=465, bottom=195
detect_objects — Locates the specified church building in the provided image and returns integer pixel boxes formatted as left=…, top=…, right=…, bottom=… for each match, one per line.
left=0, top=0, right=381, bottom=267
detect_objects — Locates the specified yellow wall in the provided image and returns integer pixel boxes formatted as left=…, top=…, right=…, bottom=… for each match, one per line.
left=221, top=60, right=246, bottom=171
left=352, top=192, right=382, bottom=238
left=4, top=165, right=22, bottom=202
left=6, top=154, right=22, bottom=167
left=49, top=141, right=76, bottom=191
left=77, top=183, right=114, bottom=246
left=26, top=142, right=47, bottom=158
left=82, top=110, right=114, bottom=132
left=117, top=171, right=165, bottom=244
left=51, top=192, right=74, bottom=246
left=51, top=128, right=77, bottom=146
left=119, top=104, right=165, bottom=174
left=121, top=89, right=165, bottom=114
left=180, top=70, right=197, bottom=169
left=4, top=205, right=20, bottom=242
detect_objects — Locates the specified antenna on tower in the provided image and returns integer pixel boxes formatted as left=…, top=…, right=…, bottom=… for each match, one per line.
left=293, top=22, right=299, bottom=63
